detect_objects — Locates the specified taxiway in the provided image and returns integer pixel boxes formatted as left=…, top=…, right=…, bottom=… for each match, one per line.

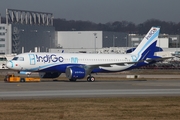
left=0, top=79, right=180, bottom=99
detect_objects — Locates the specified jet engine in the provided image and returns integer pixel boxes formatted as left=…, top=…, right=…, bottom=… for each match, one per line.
left=39, top=72, right=61, bottom=78
left=65, top=67, right=86, bottom=79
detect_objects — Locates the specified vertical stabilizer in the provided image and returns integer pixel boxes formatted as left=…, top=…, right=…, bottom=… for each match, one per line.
left=131, top=27, right=160, bottom=61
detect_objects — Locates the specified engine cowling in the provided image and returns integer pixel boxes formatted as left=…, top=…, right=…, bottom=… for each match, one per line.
left=65, top=67, right=86, bottom=79
left=39, top=72, right=61, bottom=78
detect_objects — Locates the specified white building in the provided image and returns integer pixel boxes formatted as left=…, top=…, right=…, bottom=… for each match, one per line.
left=57, top=31, right=102, bottom=49
left=51, top=31, right=128, bottom=53
left=0, top=24, right=6, bottom=54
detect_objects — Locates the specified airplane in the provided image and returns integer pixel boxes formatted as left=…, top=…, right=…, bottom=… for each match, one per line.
left=6, top=27, right=165, bottom=82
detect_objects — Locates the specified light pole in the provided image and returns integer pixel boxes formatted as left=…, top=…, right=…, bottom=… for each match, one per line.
left=42, top=46, right=44, bottom=52
left=17, top=29, right=25, bottom=54
left=94, top=33, right=97, bottom=53
left=5, top=28, right=8, bottom=54
left=124, top=36, right=128, bottom=51
left=113, top=35, right=117, bottom=47
left=176, top=38, right=178, bottom=51
left=44, top=31, right=51, bottom=49
left=104, top=36, right=108, bottom=47
left=159, top=37, right=160, bottom=51
left=49, top=34, right=51, bottom=48
left=30, top=30, right=38, bottom=52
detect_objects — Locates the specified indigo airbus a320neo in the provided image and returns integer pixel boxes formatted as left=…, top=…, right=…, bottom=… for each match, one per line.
left=7, top=27, right=168, bottom=82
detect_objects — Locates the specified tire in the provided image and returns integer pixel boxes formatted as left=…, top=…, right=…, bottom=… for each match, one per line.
left=90, top=77, right=95, bottom=82
left=87, top=77, right=91, bottom=82
left=87, top=76, right=95, bottom=82
left=20, top=78, right=25, bottom=82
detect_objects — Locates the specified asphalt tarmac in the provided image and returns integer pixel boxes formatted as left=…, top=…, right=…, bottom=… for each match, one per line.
left=0, top=79, right=180, bottom=99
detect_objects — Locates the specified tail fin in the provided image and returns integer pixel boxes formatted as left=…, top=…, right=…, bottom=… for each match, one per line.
left=131, top=27, right=160, bottom=61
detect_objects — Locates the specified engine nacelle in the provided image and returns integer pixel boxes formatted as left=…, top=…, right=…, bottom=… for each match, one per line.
left=65, top=67, right=86, bottom=79
left=39, top=72, right=61, bottom=78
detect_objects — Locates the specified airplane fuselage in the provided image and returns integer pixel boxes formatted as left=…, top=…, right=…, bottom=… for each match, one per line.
left=8, top=52, right=141, bottom=73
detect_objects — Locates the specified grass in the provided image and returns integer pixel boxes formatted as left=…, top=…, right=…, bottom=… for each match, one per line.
left=0, top=97, right=180, bottom=120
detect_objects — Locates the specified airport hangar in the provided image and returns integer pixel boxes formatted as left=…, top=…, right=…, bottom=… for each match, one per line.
left=0, top=9, right=55, bottom=55
left=0, top=9, right=180, bottom=56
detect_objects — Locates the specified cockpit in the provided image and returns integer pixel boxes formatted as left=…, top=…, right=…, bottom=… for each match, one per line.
left=12, top=57, right=24, bottom=61
left=6, top=56, right=25, bottom=70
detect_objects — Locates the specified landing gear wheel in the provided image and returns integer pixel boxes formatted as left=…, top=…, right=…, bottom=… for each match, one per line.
left=20, top=78, right=25, bottom=82
left=69, top=79, right=77, bottom=82
left=87, top=76, right=95, bottom=82
left=87, top=77, right=91, bottom=82
left=90, top=76, right=95, bottom=82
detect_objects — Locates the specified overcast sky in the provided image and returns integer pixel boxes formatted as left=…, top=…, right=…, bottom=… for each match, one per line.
left=0, top=0, right=180, bottom=24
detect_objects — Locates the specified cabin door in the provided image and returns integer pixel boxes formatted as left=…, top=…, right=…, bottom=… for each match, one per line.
left=29, top=54, right=36, bottom=65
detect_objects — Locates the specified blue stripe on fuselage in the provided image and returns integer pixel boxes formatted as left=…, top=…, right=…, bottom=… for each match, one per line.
left=34, top=63, right=85, bottom=72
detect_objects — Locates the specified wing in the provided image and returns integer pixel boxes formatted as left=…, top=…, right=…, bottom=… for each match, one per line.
left=86, top=61, right=138, bottom=67
left=83, top=60, right=142, bottom=75
left=83, top=56, right=174, bottom=75
left=85, top=56, right=173, bottom=68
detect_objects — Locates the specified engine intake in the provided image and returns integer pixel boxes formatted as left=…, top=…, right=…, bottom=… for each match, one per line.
left=65, top=67, right=86, bottom=79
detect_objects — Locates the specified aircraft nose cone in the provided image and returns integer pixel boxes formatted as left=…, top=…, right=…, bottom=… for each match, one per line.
left=6, top=61, right=13, bottom=68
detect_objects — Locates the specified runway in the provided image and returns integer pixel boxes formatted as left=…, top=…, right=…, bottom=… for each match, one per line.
left=0, top=79, right=180, bottom=99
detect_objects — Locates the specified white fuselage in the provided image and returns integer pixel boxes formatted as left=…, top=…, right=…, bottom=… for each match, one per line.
left=6, top=52, right=135, bottom=72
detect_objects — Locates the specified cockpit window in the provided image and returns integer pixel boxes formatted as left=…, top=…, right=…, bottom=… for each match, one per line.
left=12, top=57, right=18, bottom=60
left=18, top=57, right=24, bottom=61
left=12, top=57, right=24, bottom=61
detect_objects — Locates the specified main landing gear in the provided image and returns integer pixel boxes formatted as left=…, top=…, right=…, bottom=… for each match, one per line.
left=69, top=76, right=95, bottom=82
left=87, top=76, right=95, bottom=82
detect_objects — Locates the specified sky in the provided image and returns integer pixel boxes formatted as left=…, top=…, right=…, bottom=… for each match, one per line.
left=0, top=0, right=180, bottom=24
